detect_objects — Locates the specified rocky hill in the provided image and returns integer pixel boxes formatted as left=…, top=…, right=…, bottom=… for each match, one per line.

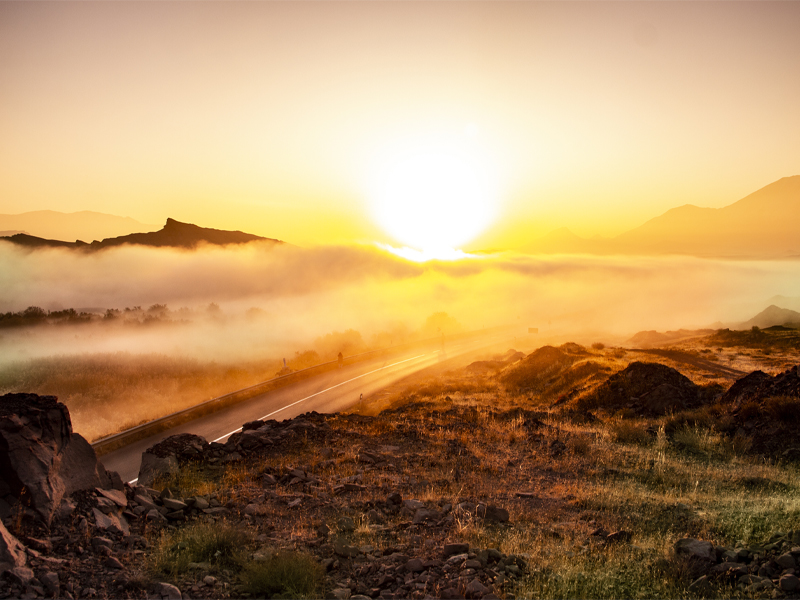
left=523, top=175, right=800, bottom=258
left=0, top=219, right=282, bottom=251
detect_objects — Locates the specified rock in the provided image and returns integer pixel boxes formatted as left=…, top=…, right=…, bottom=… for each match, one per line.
left=137, top=453, right=179, bottom=488
left=332, top=588, right=351, bottom=600
left=162, top=498, right=188, bottom=511
left=675, top=538, right=715, bottom=561
left=0, top=519, right=27, bottom=570
left=780, top=574, right=800, bottom=592
left=203, top=576, right=217, bottom=586
left=244, top=503, right=259, bottom=516
left=40, top=571, right=59, bottom=595
left=447, top=553, right=469, bottom=565
left=464, top=578, right=491, bottom=598
left=96, top=488, right=127, bottom=508
left=104, top=556, right=124, bottom=570
left=776, top=553, right=796, bottom=570
left=412, top=509, right=442, bottom=524
left=91, top=536, right=114, bottom=551
left=191, top=497, right=210, bottom=510
left=479, top=505, right=510, bottom=523
left=387, top=492, right=402, bottom=505
left=444, top=543, right=470, bottom=557
left=56, top=497, right=77, bottom=520
left=93, top=507, right=130, bottom=536
left=0, top=393, right=120, bottom=524
left=404, top=499, right=426, bottom=510
left=4, top=565, right=34, bottom=585
left=150, top=581, right=182, bottom=599
left=405, top=558, right=425, bottom=572
left=334, top=542, right=359, bottom=558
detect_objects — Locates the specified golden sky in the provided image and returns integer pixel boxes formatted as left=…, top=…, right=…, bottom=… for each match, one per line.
left=1, top=1, right=799, bottom=250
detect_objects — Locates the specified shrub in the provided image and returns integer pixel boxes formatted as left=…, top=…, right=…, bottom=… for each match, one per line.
left=591, top=342, right=605, bottom=350
left=149, top=520, right=249, bottom=576
left=609, top=420, right=651, bottom=445
left=242, top=551, right=325, bottom=598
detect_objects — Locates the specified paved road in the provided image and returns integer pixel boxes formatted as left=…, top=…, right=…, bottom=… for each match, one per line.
left=99, top=334, right=510, bottom=484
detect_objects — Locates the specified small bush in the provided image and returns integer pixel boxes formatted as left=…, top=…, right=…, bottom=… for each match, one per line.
left=567, top=435, right=592, bottom=455
left=242, top=551, right=325, bottom=598
left=609, top=420, right=651, bottom=445
left=591, top=342, right=605, bottom=350
left=149, top=520, right=249, bottom=576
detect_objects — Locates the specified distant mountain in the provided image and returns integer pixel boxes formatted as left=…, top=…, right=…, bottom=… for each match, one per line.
left=523, top=175, right=800, bottom=258
left=627, top=328, right=714, bottom=348
left=0, top=218, right=283, bottom=251
left=766, top=295, right=800, bottom=312
left=0, top=210, right=156, bottom=242
left=738, top=305, right=800, bottom=330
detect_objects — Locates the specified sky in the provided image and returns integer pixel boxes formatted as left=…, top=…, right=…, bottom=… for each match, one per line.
left=1, top=1, right=799, bottom=250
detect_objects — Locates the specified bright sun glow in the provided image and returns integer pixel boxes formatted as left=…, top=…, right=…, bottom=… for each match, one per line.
left=367, top=132, right=500, bottom=258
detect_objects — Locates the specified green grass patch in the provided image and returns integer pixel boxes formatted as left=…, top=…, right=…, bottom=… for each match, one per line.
left=149, top=520, right=250, bottom=577
left=242, top=551, right=325, bottom=598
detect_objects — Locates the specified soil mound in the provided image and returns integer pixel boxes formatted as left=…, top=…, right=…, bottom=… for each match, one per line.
left=577, top=361, right=702, bottom=415
left=721, top=365, right=800, bottom=406
left=500, top=346, right=575, bottom=390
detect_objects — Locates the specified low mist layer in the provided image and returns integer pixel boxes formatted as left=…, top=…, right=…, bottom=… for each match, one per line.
left=2, top=242, right=800, bottom=364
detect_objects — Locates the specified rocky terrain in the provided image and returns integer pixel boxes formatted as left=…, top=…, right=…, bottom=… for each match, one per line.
left=2, top=337, right=800, bottom=599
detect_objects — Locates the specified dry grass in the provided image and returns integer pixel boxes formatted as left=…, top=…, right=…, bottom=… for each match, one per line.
left=0, top=352, right=280, bottom=441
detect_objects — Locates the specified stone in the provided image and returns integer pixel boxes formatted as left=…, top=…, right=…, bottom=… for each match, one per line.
left=0, top=393, right=120, bottom=524
left=91, top=536, right=114, bottom=551
left=96, top=488, right=128, bottom=508
left=137, top=453, right=179, bottom=488
left=56, top=498, right=77, bottom=520
left=413, top=509, right=442, bottom=524
left=464, top=578, right=491, bottom=598
left=146, top=508, right=167, bottom=521
left=203, top=576, right=217, bottom=586
left=244, top=503, right=259, bottom=516
left=104, top=556, right=124, bottom=570
left=150, top=581, right=182, bottom=599
left=675, top=538, right=715, bottom=561
left=40, top=571, right=59, bottom=595
left=332, top=588, right=351, bottom=600
left=447, top=553, right=469, bottom=565
left=404, top=499, right=426, bottom=510
left=479, top=505, right=510, bottom=523
left=192, top=497, right=210, bottom=510
left=405, top=558, right=425, bottom=572
left=776, top=553, right=796, bottom=570
left=5, top=566, right=34, bottom=585
left=334, top=542, right=359, bottom=558
left=93, top=508, right=130, bottom=536
left=780, top=574, right=800, bottom=592
left=444, top=543, right=470, bottom=557
left=162, top=498, right=188, bottom=511
left=0, top=519, right=27, bottom=570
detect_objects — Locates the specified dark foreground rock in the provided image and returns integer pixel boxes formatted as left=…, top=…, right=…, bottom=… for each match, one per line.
left=0, top=393, right=122, bottom=524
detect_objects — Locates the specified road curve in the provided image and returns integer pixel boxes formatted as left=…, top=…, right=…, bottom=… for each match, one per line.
left=99, top=335, right=510, bottom=484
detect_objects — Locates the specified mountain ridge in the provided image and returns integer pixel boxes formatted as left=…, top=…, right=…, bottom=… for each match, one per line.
left=0, top=218, right=283, bottom=251
left=523, top=175, right=800, bottom=258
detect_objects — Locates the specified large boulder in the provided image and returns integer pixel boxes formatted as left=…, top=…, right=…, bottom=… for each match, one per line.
left=0, top=393, right=121, bottom=524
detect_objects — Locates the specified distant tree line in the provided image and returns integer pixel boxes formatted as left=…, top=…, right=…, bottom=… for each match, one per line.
left=0, top=304, right=200, bottom=329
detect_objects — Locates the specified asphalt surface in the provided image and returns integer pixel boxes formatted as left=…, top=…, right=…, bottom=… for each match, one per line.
left=99, top=334, right=510, bottom=484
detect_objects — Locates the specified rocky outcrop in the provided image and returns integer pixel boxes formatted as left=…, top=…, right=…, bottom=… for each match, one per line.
left=721, top=365, right=800, bottom=406
left=577, top=361, right=703, bottom=415
left=0, top=393, right=122, bottom=524
left=137, top=433, right=208, bottom=487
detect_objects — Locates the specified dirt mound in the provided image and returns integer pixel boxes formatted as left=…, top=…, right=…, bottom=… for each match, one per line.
left=721, top=365, right=800, bottom=406
left=722, top=366, right=800, bottom=459
left=500, top=346, right=576, bottom=390
left=577, top=361, right=703, bottom=416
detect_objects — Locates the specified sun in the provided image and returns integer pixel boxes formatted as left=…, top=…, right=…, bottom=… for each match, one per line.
left=367, top=133, right=499, bottom=258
